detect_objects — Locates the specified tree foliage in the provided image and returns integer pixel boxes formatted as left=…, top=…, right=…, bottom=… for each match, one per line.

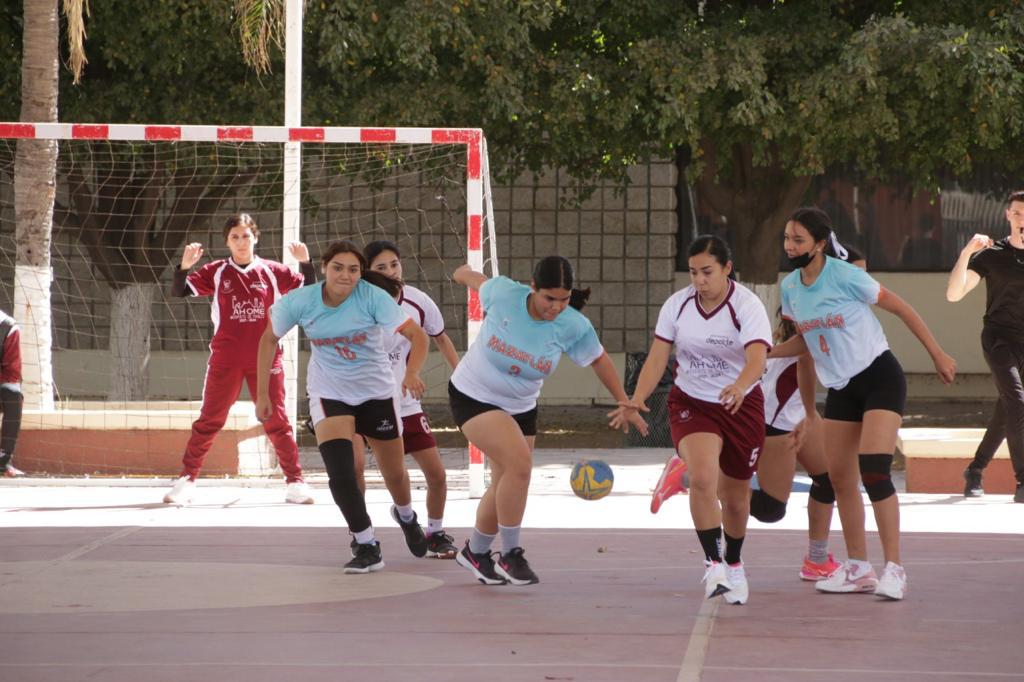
left=4, top=0, right=1024, bottom=281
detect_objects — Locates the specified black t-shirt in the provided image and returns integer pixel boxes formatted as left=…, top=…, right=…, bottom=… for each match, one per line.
left=968, top=238, right=1024, bottom=342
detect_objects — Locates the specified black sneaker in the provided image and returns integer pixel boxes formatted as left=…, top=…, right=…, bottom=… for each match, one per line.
left=495, top=547, right=539, bottom=586
left=455, top=541, right=506, bottom=585
left=1015, top=484, right=1024, bottom=504
left=391, top=505, right=428, bottom=557
left=963, top=468, right=984, bottom=497
left=344, top=541, right=384, bottom=574
left=426, top=530, right=458, bottom=559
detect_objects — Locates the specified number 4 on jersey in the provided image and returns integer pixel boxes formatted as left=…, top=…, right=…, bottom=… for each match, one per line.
left=818, top=334, right=831, bottom=356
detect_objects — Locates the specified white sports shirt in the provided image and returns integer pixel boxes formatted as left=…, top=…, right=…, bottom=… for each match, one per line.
left=654, top=280, right=772, bottom=403
left=385, top=284, right=447, bottom=417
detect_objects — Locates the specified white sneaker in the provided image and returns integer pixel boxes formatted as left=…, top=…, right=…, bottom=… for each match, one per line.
left=815, top=560, right=878, bottom=593
left=702, top=560, right=732, bottom=599
left=285, top=481, right=315, bottom=505
left=723, top=562, right=749, bottom=605
left=163, top=476, right=196, bottom=505
left=874, top=561, right=907, bottom=600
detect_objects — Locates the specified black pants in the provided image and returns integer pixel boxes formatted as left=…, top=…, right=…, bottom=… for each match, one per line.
left=977, top=330, right=1024, bottom=484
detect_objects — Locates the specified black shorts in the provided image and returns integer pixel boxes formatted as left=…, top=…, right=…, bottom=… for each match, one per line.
left=311, top=396, right=401, bottom=441
left=824, top=350, right=907, bottom=422
left=448, top=381, right=538, bottom=437
left=765, top=424, right=790, bottom=437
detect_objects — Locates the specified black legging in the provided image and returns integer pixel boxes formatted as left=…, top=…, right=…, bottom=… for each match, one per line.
left=0, top=387, right=22, bottom=467
left=980, top=330, right=1024, bottom=484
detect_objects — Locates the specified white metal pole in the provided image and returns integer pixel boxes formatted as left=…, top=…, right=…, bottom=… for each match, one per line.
left=281, top=0, right=302, bottom=452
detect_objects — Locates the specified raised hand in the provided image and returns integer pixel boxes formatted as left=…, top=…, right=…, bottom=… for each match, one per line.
left=287, top=241, right=310, bottom=263
left=180, top=242, right=204, bottom=270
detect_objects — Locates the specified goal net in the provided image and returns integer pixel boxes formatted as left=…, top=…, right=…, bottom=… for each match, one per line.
left=0, top=124, right=496, bottom=494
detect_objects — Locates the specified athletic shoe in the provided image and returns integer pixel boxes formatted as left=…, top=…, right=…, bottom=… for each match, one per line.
left=349, top=536, right=359, bottom=558
left=344, top=541, right=384, bottom=574
left=874, top=561, right=907, bottom=601
left=425, top=530, right=458, bottom=559
left=3, top=463, right=25, bottom=478
left=390, top=505, right=429, bottom=558
left=723, top=562, right=749, bottom=605
left=651, top=454, right=688, bottom=514
left=963, top=468, right=984, bottom=497
left=456, top=541, right=506, bottom=585
left=1015, top=484, right=1024, bottom=504
left=702, top=560, right=732, bottom=599
left=495, top=547, right=540, bottom=586
left=163, top=476, right=196, bottom=505
left=800, top=553, right=842, bottom=581
left=815, top=560, right=878, bottom=593
left=284, top=481, right=315, bottom=505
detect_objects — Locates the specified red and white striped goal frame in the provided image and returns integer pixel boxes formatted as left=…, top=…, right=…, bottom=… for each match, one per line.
left=1, top=122, right=491, bottom=494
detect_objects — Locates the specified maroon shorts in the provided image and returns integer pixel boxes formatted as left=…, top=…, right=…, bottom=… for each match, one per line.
left=667, top=385, right=766, bottom=481
left=401, top=413, right=437, bottom=454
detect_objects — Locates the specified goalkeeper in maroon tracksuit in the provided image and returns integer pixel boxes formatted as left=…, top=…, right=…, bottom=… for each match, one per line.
left=163, top=213, right=316, bottom=505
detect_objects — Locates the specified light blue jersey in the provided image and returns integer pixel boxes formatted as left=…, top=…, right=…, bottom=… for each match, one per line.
left=780, top=257, right=889, bottom=390
left=270, top=279, right=410, bottom=404
left=451, top=276, right=604, bottom=413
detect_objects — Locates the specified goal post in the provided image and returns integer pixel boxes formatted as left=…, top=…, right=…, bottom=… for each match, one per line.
left=0, top=122, right=495, bottom=497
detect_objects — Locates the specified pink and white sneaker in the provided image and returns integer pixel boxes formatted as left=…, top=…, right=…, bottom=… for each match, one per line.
left=815, top=560, right=878, bottom=593
left=650, top=454, right=688, bottom=514
left=874, top=561, right=907, bottom=601
left=800, top=553, right=842, bottom=581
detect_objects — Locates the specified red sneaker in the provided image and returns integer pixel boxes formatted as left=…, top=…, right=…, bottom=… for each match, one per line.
left=800, top=553, right=841, bottom=581
left=650, top=454, right=687, bottom=514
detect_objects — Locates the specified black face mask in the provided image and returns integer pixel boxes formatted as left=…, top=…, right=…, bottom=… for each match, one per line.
left=787, top=250, right=816, bottom=269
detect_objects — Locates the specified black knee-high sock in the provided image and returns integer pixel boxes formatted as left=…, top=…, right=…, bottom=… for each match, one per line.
left=696, top=527, right=722, bottom=563
left=724, top=532, right=744, bottom=565
left=0, top=387, right=22, bottom=467
left=319, top=438, right=371, bottom=533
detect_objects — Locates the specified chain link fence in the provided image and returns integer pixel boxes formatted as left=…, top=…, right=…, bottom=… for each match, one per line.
left=623, top=352, right=676, bottom=447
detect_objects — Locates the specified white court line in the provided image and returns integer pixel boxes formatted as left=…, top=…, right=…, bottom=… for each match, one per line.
left=704, top=666, right=1024, bottom=678
left=677, top=597, right=719, bottom=682
left=0, top=662, right=678, bottom=670
left=54, top=527, right=141, bottom=562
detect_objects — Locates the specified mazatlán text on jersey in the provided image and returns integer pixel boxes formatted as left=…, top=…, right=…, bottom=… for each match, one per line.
left=310, top=332, right=369, bottom=348
left=487, top=335, right=553, bottom=375
left=796, top=312, right=846, bottom=335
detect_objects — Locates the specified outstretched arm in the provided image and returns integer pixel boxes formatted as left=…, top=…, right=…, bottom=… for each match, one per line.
left=255, top=324, right=282, bottom=422
left=433, top=331, right=461, bottom=370
left=397, top=320, right=428, bottom=399
left=590, top=352, right=648, bottom=435
left=767, top=333, right=808, bottom=359
left=876, top=289, right=956, bottom=384
left=171, top=242, right=204, bottom=297
left=453, top=264, right=489, bottom=291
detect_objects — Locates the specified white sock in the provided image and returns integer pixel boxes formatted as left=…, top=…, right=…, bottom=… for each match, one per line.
left=354, top=526, right=375, bottom=545
left=395, top=503, right=415, bottom=523
left=427, top=517, right=444, bottom=535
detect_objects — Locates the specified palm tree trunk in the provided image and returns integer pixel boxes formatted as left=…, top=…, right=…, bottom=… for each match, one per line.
left=14, top=0, right=59, bottom=410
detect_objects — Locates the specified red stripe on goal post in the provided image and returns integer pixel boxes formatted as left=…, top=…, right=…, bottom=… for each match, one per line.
left=72, top=125, right=109, bottom=139
left=289, top=127, right=324, bottom=142
left=467, top=289, right=482, bottom=322
left=0, top=123, right=36, bottom=138
left=218, top=127, right=254, bottom=141
left=468, top=214, right=482, bottom=250
left=145, top=126, right=182, bottom=141
left=360, top=128, right=396, bottom=143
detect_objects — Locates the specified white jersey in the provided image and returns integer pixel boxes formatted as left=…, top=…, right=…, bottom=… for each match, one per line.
left=385, top=284, right=447, bottom=417
left=762, top=356, right=804, bottom=432
left=654, top=280, right=772, bottom=403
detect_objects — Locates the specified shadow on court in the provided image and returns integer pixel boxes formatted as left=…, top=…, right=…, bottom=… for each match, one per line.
left=0, top=524, right=1021, bottom=682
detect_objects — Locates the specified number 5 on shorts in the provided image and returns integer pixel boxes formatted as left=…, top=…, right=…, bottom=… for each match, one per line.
left=749, top=447, right=761, bottom=467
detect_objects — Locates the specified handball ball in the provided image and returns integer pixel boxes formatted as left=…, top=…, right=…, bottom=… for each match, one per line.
left=570, top=459, right=614, bottom=500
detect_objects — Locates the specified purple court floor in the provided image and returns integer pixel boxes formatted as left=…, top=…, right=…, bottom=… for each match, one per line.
left=1, top=523, right=1021, bottom=682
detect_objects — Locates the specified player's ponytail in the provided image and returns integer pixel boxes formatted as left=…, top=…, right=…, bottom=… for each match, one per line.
left=533, top=255, right=589, bottom=310
left=321, top=239, right=402, bottom=297
left=789, top=207, right=859, bottom=263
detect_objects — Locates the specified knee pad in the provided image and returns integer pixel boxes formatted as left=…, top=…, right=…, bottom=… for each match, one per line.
left=319, top=438, right=371, bottom=531
left=750, top=488, right=787, bottom=523
left=808, top=472, right=836, bottom=505
left=859, top=453, right=895, bottom=502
